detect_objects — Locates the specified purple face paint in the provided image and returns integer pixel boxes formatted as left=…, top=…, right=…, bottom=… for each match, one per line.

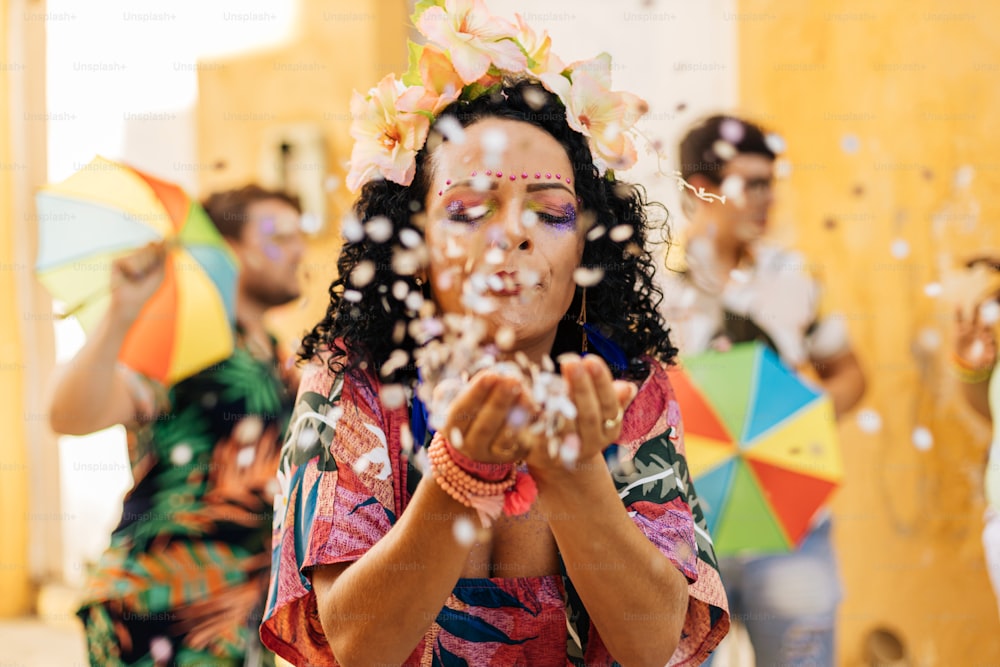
left=264, top=243, right=281, bottom=260
left=259, top=216, right=276, bottom=235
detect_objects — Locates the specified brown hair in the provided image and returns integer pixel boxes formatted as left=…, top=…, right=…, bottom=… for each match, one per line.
left=201, top=184, right=301, bottom=240
left=679, top=114, right=776, bottom=185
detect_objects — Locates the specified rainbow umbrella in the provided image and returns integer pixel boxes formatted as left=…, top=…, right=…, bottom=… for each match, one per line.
left=36, top=156, right=238, bottom=385
left=670, top=341, right=842, bottom=557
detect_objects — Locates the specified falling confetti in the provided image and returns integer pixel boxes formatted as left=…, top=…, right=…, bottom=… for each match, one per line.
left=609, top=225, right=632, bottom=242
left=719, top=118, right=745, bottom=144
left=170, top=443, right=193, bottom=466
left=911, top=426, right=933, bottom=451
left=587, top=225, right=607, bottom=241
left=890, top=239, right=910, bottom=259
left=916, top=327, right=941, bottom=352
left=720, top=175, right=746, bottom=207
left=523, top=86, right=549, bottom=110
left=296, top=426, right=319, bottom=450
left=301, top=212, right=323, bottom=234
left=954, top=165, right=975, bottom=189
left=351, top=260, right=376, bottom=287
left=436, top=114, right=466, bottom=144
left=712, top=140, right=737, bottom=161
left=856, top=409, right=882, bottom=434
left=453, top=516, right=476, bottom=546
left=840, top=134, right=860, bottom=154
left=573, top=267, right=605, bottom=287
left=981, top=301, right=1000, bottom=325
left=341, top=214, right=364, bottom=242
left=765, top=133, right=786, bottom=154
left=234, top=416, right=264, bottom=444
left=399, top=228, right=423, bottom=249
left=381, top=384, right=407, bottom=409
left=236, top=446, right=256, bottom=468
left=365, top=216, right=394, bottom=243
left=149, top=637, right=173, bottom=664
left=344, top=289, right=363, bottom=302
left=923, top=282, right=943, bottom=297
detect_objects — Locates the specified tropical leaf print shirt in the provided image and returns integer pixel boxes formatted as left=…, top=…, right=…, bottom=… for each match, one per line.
left=261, top=357, right=730, bottom=666
left=79, top=337, right=296, bottom=655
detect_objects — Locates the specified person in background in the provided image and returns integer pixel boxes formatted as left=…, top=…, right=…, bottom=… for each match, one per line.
left=48, top=184, right=305, bottom=666
left=659, top=114, right=866, bottom=666
left=952, top=261, right=1000, bottom=619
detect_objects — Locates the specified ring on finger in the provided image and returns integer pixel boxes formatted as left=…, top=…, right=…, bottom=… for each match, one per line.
left=602, top=407, right=624, bottom=432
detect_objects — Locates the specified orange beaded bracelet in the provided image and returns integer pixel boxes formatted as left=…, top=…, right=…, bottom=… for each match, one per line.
left=428, top=431, right=537, bottom=528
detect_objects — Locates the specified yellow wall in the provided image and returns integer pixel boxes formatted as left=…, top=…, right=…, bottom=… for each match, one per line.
left=737, top=1, right=1000, bottom=663
left=197, top=0, right=410, bottom=346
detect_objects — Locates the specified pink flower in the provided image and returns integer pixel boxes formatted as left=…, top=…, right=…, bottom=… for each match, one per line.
left=410, top=45, right=464, bottom=115
left=514, top=13, right=565, bottom=77
left=416, top=0, right=527, bottom=84
left=346, top=74, right=431, bottom=191
left=539, top=54, right=648, bottom=172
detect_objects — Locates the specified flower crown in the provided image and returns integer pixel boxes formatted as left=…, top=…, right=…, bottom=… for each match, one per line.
left=345, top=0, right=649, bottom=193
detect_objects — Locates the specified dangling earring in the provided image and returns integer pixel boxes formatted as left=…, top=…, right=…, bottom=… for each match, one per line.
left=577, top=287, right=588, bottom=353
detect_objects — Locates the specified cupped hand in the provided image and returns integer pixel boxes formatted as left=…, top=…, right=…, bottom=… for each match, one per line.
left=525, top=354, right=637, bottom=478
left=955, top=304, right=998, bottom=370
left=109, top=242, right=167, bottom=325
left=439, top=371, right=540, bottom=465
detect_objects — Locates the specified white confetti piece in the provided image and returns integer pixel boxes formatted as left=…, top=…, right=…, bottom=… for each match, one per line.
left=350, top=260, right=376, bottom=287
left=381, top=384, right=407, bottom=409
left=236, top=446, right=256, bottom=468
left=719, top=118, right=745, bottom=143
left=365, top=216, right=394, bottom=243
left=712, top=140, right=737, bottom=160
left=840, top=134, right=860, bottom=154
left=765, top=133, right=786, bottom=154
left=521, top=210, right=539, bottom=228
left=436, top=114, right=466, bottom=144
left=399, top=228, right=423, bottom=249
left=300, top=212, right=323, bottom=234
left=481, top=127, right=508, bottom=157
left=856, top=408, right=882, bottom=434
left=890, top=239, right=910, bottom=259
left=344, top=289, right=363, bottom=302
left=912, top=426, right=933, bottom=451
left=609, top=225, right=632, bottom=242
left=980, top=301, right=1000, bottom=325
left=234, top=416, right=264, bottom=444
left=573, top=267, right=605, bottom=287
left=341, top=214, right=364, bottom=242
left=923, top=282, right=942, bottom=297
left=150, top=637, right=173, bottom=664
left=587, top=225, right=607, bottom=241
left=296, top=426, right=319, bottom=450
left=721, top=175, right=746, bottom=207
left=496, top=326, right=516, bottom=349
left=170, top=444, right=193, bottom=466
left=453, top=516, right=476, bottom=546
left=954, top=165, right=975, bottom=189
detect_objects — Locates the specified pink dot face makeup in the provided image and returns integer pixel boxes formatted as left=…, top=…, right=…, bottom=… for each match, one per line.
left=422, top=118, right=586, bottom=357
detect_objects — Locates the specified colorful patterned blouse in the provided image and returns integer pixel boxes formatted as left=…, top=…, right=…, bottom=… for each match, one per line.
left=77, top=337, right=295, bottom=666
left=261, top=357, right=730, bottom=666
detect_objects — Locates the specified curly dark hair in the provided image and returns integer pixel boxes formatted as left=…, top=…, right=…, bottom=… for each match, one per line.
left=300, top=79, right=676, bottom=383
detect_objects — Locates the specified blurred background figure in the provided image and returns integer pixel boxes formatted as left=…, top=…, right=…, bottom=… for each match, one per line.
left=659, top=115, right=866, bottom=666
left=46, top=185, right=304, bottom=666
left=952, top=257, right=1000, bottom=620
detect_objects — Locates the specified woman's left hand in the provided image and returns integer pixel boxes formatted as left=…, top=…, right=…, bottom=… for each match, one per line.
left=525, top=354, right=637, bottom=481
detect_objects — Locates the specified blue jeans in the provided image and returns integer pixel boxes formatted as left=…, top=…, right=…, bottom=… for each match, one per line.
left=704, top=518, right=841, bottom=666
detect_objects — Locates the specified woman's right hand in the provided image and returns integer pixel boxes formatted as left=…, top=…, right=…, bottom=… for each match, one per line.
left=439, top=371, right=539, bottom=464
left=109, top=242, right=167, bottom=325
left=955, top=303, right=998, bottom=371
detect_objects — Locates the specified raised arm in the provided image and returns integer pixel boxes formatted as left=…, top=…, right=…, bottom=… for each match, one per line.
left=953, top=305, right=997, bottom=420
left=47, top=243, right=166, bottom=435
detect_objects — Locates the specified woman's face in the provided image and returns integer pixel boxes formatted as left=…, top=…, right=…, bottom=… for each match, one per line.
left=423, top=118, right=585, bottom=361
